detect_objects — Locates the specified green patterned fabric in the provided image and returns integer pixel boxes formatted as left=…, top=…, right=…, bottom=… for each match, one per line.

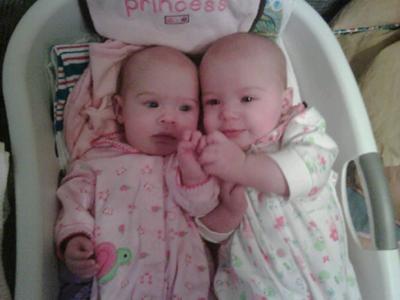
left=252, top=0, right=284, bottom=39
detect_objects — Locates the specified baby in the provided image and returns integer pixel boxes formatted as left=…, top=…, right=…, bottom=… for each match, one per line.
left=55, top=46, right=219, bottom=299
left=197, top=33, right=362, bottom=299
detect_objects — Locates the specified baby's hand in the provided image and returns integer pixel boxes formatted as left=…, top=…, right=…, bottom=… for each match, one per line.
left=199, top=131, right=246, bottom=183
left=64, top=235, right=98, bottom=279
left=177, top=130, right=208, bottom=186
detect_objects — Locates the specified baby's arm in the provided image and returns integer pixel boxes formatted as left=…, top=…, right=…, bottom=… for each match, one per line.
left=168, top=133, right=220, bottom=217
left=200, top=131, right=289, bottom=195
left=177, top=130, right=208, bottom=186
left=55, top=160, right=96, bottom=277
left=200, top=108, right=338, bottom=198
left=197, top=182, right=247, bottom=242
left=63, top=235, right=98, bottom=279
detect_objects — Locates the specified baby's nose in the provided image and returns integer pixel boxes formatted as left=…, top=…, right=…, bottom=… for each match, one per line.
left=158, top=112, right=176, bottom=125
left=220, top=105, right=239, bottom=120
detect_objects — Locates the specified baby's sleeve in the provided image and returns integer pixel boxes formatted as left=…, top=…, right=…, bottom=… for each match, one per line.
left=269, top=108, right=338, bottom=199
left=55, top=160, right=96, bottom=256
left=166, top=166, right=220, bottom=217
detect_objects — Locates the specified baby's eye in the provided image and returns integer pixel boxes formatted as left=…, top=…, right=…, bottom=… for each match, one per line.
left=145, top=101, right=159, bottom=108
left=241, top=96, right=255, bottom=103
left=179, top=104, right=192, bottom=112
left=205, top=99, right=220, bottom=106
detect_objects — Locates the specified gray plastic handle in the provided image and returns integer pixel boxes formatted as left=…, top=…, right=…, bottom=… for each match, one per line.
left=356, top=153, right=397, bottom=250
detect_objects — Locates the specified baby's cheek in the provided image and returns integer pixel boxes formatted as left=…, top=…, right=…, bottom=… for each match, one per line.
left=203, top=115, right=218, bottom=133
left=184, top=116, right=199, bottom=131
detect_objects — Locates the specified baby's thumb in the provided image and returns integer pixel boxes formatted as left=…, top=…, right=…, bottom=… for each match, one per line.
left=197, top=136, right=207, bottom=154
left=206, top=131, right=225, bottom=145
left=79, top=238, right=94, bottom=254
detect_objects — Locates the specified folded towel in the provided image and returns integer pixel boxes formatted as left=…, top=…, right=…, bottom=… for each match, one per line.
left=49, top=43, right=91, bottom=170
left=63, top=40, right=143, bottom=161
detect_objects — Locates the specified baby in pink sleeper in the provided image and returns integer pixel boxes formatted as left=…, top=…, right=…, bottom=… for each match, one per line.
left=55, top=46, right=219, bottom=299
left=195, top=33, right=362, bottom=299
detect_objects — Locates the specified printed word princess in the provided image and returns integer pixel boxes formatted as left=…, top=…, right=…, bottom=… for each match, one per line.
left=125, top=0, right=228, bottom=16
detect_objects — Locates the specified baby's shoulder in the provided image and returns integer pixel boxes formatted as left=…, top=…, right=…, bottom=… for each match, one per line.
left=284, top=107, right=327, bottom=135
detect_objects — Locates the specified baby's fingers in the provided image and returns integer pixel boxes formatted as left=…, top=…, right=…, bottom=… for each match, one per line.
left=197, top=136, right=207, bottom=154
left=181, top=130, right=194, bottom=143
left=190, top=130, right=202, bottom=142
left=67, top=258, right=98, bottom=279
left=206, top=131, right=226, bottom=145
left=198, top=147, right=215, bottom=165
left=66, top=245, right=94, bottom=263
left=177, top=140, right=191, bottom=153
left=221, top=182, right=235, bottom=196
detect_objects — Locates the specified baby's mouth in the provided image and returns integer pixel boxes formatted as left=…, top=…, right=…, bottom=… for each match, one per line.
left=152, top=133, right=177, bottom=143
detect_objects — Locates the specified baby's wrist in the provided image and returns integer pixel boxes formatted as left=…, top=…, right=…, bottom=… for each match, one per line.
left=235, top=153, right=250, bottom=185
left=181, top=174, right=209, bottom=188
left=220, top=199, right=247, bottom=216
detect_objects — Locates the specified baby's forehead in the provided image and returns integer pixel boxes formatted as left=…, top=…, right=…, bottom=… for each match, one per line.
left=126, top=47, right=192, bottom=71
left=207, top=34, right=283, bottom=62
left=200, top=33, right=287, bottom=86
left=121, top=47, right=197, bottom=84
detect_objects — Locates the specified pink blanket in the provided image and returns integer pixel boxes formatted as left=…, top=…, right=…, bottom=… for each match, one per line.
left=63, top=40, right=143, bottom=160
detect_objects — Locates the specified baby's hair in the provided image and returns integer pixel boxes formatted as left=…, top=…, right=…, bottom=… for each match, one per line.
left=200, top=32, right=288, bottom=87
left=116, top=47, right=154, bottom=96
left=117, top=46, right=198, bottom=97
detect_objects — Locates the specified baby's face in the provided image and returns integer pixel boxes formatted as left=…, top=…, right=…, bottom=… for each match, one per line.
left=117, top=54, right=199, bottom=156
left=200, top=52, right=291, bottom=150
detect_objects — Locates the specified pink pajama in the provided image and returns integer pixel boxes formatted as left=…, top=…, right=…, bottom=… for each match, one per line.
left=55, top=142, right=219, bottom=299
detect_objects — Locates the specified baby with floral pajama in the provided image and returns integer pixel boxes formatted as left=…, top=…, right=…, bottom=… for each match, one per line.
left=196, top=33, right=362, bottom=299
left=55, top=46, right=219, bottom=299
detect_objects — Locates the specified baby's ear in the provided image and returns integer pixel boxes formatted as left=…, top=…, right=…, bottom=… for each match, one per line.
left=281, top=87, right=293, bottom=111
left=112, top=94, right=124, bottom=124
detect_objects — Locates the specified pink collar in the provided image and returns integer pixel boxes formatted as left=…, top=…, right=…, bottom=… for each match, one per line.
left=253, top=103, right=306, bottom=147
left=91, top=132, right=141, bottom=154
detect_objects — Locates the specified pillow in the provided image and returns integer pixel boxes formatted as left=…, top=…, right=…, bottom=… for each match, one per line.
left=332, top=0, right=400, bottom=167
left=357, top=41, right=400, bottom=224
left=358, top=41, right=400, bottom=167
left=331, top=0, right=400, bottom=28
left=331, top=0, right=400, bottom=80
left=331, top=0, right=400, bottom=225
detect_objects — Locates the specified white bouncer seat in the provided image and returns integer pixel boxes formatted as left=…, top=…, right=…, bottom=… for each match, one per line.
left=3, top=0, right=400, bottom=299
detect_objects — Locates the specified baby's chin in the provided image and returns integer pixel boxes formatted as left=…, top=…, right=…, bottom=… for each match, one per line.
left=227, top=134, right=256, bottom=150
left=146, top=147, right=177, bottom=156
left=229, top=138, right=252, bottom=152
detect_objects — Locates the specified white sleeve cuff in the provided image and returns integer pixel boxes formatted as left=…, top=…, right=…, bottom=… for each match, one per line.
left=195, top=217, right=233, bottom=243
left=269, top=147, right=313, bottom=198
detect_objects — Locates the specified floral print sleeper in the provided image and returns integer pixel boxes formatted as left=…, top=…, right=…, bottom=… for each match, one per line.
left=55, top=140, right=219, bottom=299
left=211, top=107, right=361, bottom=300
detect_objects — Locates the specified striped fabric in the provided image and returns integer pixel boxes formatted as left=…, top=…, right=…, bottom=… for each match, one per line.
left=333, top=23, right=400, bottom=36
left=52, top=44, right=90, bottom=132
